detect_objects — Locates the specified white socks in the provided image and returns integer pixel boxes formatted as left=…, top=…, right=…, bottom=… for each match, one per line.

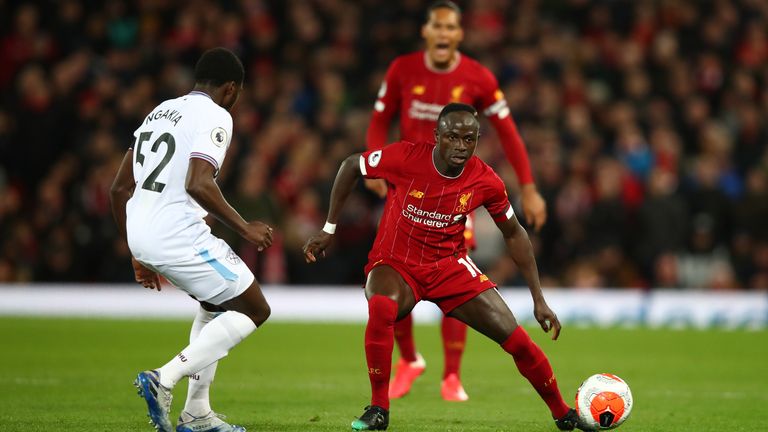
left=183, top=307, right=220, bottom=417
left=158, top=310, right=256, bottom=390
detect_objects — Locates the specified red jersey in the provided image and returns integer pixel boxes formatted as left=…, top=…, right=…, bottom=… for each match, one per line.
left=367, top=51, right=533, bottom=185
left=360, top=141, right=514, bottom=268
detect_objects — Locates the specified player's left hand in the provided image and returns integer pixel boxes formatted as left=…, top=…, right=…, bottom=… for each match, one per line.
left=520, top=184, right=547, bottom=232
left=533, top=301, right=561, bottom=340
left=302, top=231, right=332, bottom=263
left=132, top=257, right=161, bottom=291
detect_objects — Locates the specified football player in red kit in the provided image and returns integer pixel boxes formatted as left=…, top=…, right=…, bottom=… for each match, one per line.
left=304, top=103, right=581, bottom=431
left=365, top=0, right=547, bottom=401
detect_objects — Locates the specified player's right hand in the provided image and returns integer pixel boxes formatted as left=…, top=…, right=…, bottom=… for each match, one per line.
left=533, top=300, right=562, bottom=341
left=521, top=184, right=547, bottom=232
left=364, top=178, right=387, bottom=198
left=132, top=257, right=161, bottom=291
left=243, top=221, right=274, bottom=251
left=302, top=231, right=332, bottom=263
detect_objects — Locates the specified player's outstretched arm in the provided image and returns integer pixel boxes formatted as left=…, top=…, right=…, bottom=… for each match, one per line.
left=490, top=116, right=548, bottom=232
left=481, top=67, right=548, bottom=231
left=520, top=184, right=547, bottom=232
left=110, top=149, right=136, bottom=240
left=186, top=158, right=273, bottom=251
left=110, top=149, right=161, bottom=290
left=495, top=215, right=561, bottom=340
left=364, top=61, right=400, bottom=199
left=363, top=123, right=390, bottom=198
left=303, top=153, right=363, bottom=263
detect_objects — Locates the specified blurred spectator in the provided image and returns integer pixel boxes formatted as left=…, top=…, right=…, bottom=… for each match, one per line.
left=636, top=168, right=688, bottom=280
left=0, top=0, right=766, bottom=290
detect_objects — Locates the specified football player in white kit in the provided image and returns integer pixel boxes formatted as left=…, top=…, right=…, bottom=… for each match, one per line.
left=110, top=48, right=273, bottom=432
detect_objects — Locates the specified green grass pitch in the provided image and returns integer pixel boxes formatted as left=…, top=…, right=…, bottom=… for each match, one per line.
left=1, top=317, right=766, bottom=431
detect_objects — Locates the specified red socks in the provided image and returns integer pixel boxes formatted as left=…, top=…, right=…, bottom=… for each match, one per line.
left=365, top=295, right=398, bottom=409
left=441, top=316, right=467, bottom=378
left=501, top=326, right=570, bottom=419
left=393, top=313, right=418, bottom=363
left=370, top=302, right=568, bottom=418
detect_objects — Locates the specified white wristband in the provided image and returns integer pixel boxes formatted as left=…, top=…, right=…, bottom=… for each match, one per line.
left=322, top=222, right=336, bottom=234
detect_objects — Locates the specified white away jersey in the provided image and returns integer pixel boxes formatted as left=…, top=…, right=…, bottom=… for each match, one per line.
left=126, top=91, right=233, bottom=264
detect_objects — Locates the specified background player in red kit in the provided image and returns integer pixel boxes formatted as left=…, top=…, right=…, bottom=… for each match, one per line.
left=303, top=103, right=582, bottom=431
left=365, top=0, right=547, bottom=401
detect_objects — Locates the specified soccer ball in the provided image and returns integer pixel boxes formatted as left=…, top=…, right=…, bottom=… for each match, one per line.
left=575, top=373, right=633, bottom=430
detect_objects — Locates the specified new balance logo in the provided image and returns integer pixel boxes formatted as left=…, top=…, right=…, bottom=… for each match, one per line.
left=451, top=85, right=464, bottom=101
left=409, top=189, right=424, bottom=199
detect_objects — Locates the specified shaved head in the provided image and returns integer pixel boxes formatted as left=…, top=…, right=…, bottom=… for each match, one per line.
left=438, top=111, right=479, bottom=133
left=437, top=103, right=479, bottom=132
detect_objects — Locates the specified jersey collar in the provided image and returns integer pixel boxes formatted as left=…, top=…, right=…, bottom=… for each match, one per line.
left=423, top=51, right=462, bottom=74
left=187, top=90, right=213, bottom=100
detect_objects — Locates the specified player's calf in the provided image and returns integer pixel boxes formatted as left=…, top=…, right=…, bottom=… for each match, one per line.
left=365, top=295, right=398, bottom=409
left=501, top=326, right=570, bottom=420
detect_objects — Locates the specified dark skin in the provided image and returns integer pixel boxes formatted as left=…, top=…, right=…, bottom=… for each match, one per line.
left=362, top=6, right=463, bottom=197
left=304, top=111, right=561, bottom=343
left=366, top=6, right=547, bottom=231
left=110, top=81, right=272, bottom=325
left=421, top=6, right=464, bottom=70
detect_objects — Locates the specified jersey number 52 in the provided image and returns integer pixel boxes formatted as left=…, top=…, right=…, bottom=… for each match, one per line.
left=134, top=131, right=176, bottom=193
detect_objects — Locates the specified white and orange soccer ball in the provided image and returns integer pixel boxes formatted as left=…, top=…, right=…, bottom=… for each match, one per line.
left=575, top=373, right=633, bottom=430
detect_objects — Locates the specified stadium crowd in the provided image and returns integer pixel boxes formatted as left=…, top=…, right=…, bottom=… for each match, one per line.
left=0, top=0, right=767, bottom=290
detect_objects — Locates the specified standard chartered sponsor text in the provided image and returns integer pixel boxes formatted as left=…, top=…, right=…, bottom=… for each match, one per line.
left=402, top=204, right=455, bottom=228
left=408, top=100, right=442, bottom=121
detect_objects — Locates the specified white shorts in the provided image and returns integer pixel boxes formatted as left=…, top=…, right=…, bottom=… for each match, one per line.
left=141, top=237, right=255, bottom=305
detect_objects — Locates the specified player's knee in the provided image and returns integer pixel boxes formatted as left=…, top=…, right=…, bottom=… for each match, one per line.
left=484, top=308, right=518, bottom=343
left=250, top=302, right=271, bottom=326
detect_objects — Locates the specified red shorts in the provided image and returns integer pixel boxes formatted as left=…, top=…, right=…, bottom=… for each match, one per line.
left=365, top=253, right=497, bottom=314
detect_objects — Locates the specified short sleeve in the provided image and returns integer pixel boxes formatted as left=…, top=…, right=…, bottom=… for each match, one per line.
left=484, top=171, right=515, bottom=222
left=359, top=141, right=411, bottom=182
left=373, top=58, right=403, bottom=115
left=190, top=108, right=233, bottom=175
left=476, top=66, right=511, bottom=121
